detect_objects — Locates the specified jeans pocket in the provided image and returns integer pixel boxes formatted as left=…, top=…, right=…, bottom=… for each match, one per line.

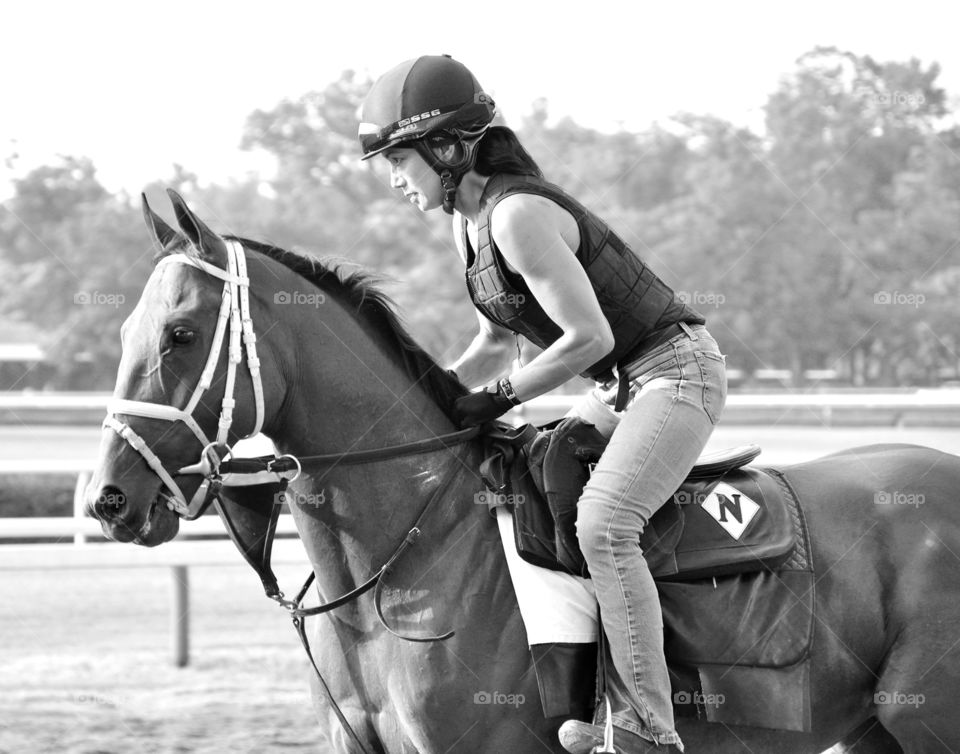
left=695, top=350, right=727, bottom=425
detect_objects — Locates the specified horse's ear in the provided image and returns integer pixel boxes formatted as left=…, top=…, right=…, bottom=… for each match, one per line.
left=141, top=193, right=182, bottom=253
left=166, top=189, right=229, bottom=268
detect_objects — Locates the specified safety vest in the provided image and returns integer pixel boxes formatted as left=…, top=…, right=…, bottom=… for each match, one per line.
left=462, top=173, right=705, bottom=380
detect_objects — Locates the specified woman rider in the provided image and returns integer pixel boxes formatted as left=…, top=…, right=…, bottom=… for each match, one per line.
left=358, top=55, right=726, bottom=753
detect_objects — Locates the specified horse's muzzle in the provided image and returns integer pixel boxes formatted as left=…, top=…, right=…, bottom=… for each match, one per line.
left=87, top=483, right=180, bottom=546
left=88, top=484, right=127, bottom=522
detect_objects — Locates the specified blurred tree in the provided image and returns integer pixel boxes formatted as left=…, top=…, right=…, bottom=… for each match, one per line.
left=739, top=46, right=953, bottom=384
left=240, top=70, right=381, bottom=254
left=3, top=48, right=958, bottom=391
left=240, top=70, right=476, bottom=363
left=0, top=157, right=147, bottom=388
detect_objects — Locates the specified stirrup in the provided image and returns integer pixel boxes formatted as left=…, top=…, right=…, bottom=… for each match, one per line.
left=598, top=696, right=615, bottom=753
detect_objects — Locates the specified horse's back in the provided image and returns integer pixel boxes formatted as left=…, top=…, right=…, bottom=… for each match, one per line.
left=783, top=441, right=958, bottom=469
left=776, top=442, right=960, bottom=559
left=773, top=443, right=960, bottom=750
left=779, top=441, right=960, bottom=649
left=778, top=443, right=960, bottom=511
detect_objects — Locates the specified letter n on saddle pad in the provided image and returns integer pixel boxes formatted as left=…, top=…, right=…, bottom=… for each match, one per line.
left=480, top=418, right=815, bottom=733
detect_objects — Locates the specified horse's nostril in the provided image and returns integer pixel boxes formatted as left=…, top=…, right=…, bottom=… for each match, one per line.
left=93, top=485, right=127, bottom=519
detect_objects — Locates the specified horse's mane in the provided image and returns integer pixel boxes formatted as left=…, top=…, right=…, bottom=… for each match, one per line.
left=156, top=236, right=469, bottom=419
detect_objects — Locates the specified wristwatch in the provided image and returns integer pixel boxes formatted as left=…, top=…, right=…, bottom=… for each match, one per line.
left=497, top=377, right=522, bottom=406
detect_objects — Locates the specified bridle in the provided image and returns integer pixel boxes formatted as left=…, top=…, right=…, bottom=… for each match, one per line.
left=103, top=239, right=299, bottom=520
left=101, top=234, right=483, bottom=754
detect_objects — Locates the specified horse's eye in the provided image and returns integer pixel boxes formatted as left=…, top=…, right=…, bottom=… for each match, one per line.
left=171, top=328, right=195, bottom=346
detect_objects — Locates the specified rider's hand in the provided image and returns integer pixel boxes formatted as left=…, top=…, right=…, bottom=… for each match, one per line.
left=452, top=384, right=515, bottom=427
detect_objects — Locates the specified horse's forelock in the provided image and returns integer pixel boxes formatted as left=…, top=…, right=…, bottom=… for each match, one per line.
left=150, top=235, right=195, bottom=266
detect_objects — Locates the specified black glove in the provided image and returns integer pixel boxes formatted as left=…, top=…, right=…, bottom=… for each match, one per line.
left=452, top=384, right=515, bottom=427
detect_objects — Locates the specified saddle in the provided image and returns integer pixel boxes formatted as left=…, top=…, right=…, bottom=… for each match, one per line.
left=478, top=417, right=799, bottom=581
left=481, top=418, right=818, bottom=732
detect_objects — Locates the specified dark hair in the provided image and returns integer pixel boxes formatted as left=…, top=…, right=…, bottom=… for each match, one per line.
left=473, top=126, right=543, bottom=178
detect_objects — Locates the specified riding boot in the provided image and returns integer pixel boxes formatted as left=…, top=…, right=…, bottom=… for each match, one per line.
left=530, top=642, right=598, bottom=720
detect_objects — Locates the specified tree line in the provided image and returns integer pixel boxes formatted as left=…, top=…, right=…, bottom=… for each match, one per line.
left=1, top=47, right=958, bottom=390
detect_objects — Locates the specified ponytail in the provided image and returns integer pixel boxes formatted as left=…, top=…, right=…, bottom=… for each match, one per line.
left=473, top=126, right=543, bottom=178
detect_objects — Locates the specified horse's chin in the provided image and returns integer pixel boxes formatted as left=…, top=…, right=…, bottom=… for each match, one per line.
left=105, top=493, right=180, bottom=547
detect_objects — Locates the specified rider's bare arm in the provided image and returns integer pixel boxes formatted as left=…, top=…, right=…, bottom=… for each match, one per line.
left=448, top=312, right=517, bottom=389
left=490, top=194, right=613, bottom=402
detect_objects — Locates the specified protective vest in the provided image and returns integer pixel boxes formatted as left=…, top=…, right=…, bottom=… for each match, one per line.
left=463, top=173, right=705, bottom=380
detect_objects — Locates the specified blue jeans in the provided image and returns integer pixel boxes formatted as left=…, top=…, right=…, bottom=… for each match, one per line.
left=571, top=323, right=727, bottom=750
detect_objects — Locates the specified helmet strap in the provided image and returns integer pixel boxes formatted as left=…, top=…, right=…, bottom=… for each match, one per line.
left=413, top=132, right=485, bottom=215
left=439, top=169, right=457, bottom=215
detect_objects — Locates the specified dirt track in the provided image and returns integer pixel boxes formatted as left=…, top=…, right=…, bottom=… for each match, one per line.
left=1, top=563, right=325, bottom=753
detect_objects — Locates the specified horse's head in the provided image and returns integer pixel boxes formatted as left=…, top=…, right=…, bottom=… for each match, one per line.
left=86, top=191, right=284, bottom=545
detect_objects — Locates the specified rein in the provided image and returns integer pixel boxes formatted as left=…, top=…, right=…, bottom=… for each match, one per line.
left=218, top=425, right=480, bottom=477
left=272, top=438, right=474, bottom=624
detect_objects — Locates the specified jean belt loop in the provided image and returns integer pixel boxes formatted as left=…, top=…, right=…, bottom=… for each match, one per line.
left=613, top=367, right=631, bottom=412
left=678, top=321, right=697, bottom=341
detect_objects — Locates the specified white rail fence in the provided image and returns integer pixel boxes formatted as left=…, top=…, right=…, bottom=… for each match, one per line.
left=0, top=470, right=308, bottom=666
left=5, top=389, right=960, bottom=426
left=5, top=389, right=960, bottom=667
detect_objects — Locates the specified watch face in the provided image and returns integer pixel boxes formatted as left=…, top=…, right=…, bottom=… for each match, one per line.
left=498, top=378, right=519, bottom=404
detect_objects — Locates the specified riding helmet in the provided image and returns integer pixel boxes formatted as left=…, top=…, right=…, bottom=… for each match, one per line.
left=358, top=55, right=496, bottom=213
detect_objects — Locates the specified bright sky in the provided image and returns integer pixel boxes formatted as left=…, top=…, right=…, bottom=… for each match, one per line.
left=3, top=0, right=958, bottom=195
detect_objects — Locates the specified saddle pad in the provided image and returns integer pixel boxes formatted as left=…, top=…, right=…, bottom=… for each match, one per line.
left=660, top=569, right=814, bottom=668
left=662, top=487, right=815, bottom=731
left=487, top=417, right=798, bottom=582
left=642, top=466, right=800, bottom=581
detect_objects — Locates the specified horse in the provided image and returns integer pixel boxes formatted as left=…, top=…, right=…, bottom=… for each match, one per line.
left=86, top=190, right=960, bottom=753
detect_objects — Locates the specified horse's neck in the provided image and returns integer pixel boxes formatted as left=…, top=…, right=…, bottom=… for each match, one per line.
left=258, top=262, right=468, bottom=590
left=267, top=288, right=454, bottom=459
